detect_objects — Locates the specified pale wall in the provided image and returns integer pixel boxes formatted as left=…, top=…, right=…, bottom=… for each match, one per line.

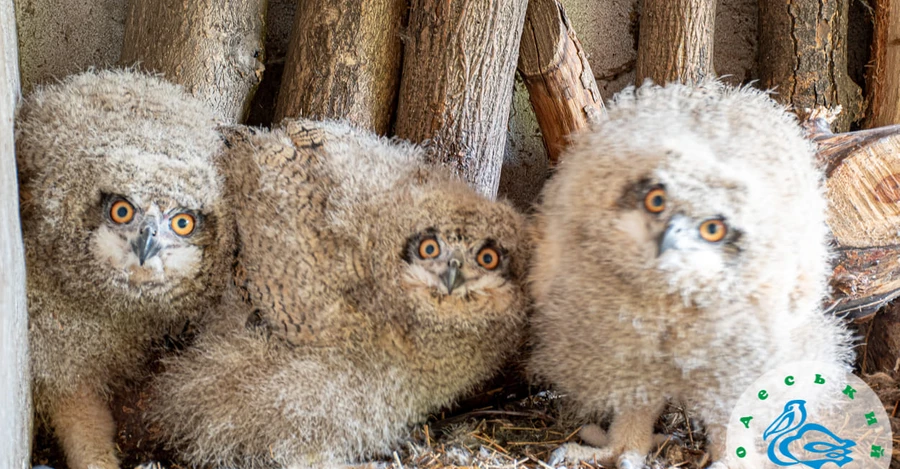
left=16, top=0, right=125, bottom=93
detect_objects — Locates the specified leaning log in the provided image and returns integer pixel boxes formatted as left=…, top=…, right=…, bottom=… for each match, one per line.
left=394, top=0, right=529, bottom=198
left=865, top=0, right=900, bottom=128
left=517, top=0, right=605, bottom=166
left=273, top=0, right=404, bottom=134
left=0, top=0, right=32, bottom=467
left=120, top=0, right=267, bottom=123
left=635, top=0, right=716, bottom=85
left=758, top=0, right=863, bottom=132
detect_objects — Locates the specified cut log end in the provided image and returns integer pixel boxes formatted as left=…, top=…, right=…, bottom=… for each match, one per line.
left=814, top=121, right=900, bottom=319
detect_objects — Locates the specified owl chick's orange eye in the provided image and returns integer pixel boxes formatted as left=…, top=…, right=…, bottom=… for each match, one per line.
left=109, top=200, right=135, bottom=224
left=170, top=213, right=196, bottom=237
left=418, top=238, right=440, bottom=259
left=643, top=187, right=666, bottom=213
left=699, top=219, right=727, bottom=242
left=476, top=247, right=500, bottom=270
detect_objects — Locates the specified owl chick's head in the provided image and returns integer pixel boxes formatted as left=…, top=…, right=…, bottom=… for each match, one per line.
left=16, top=69, right=233, bottom=308
left=352, top=171, right=528, bottom=329
left=537, top=80, right=829, bottom=311
left=399, top=180, right=526, bottom=312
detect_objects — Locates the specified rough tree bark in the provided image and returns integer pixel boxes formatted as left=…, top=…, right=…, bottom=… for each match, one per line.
left=758, top=0, right=863, bottom=132
left=865, top=0, right=900, bottom=129
left=120, top=0, right=267, bottom=124
left=0, top=1, right=32, bottom=467
left=635, top=0, right=716, bottom=85
left=274, top=0, right=405, bottom=135
left=517, top=0, right=604, bottom=166
left=394, top=0, right=529, bottom=198
left=803, top=115, right=900, bottom=320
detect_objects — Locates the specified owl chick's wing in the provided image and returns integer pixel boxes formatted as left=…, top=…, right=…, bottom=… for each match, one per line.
left=220, top=125, right=367, bottom=347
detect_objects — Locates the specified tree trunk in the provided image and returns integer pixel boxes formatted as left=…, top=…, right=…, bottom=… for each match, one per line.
left=0, top=1, right=32, bottom=468
left=517, top=0, right=604, bottom=166
left=120, top=0, right=267, bottom=124
left=635, top=0, right=716, bottom=85
left=806, top=117, right=900, bottom=319
left=394, top=0, right=529, bottom=198
left=273, top=0, right=404, bottom=135
left=758, top=0, right=863, bottom=132
left=865, top=0, right=900, bottom=129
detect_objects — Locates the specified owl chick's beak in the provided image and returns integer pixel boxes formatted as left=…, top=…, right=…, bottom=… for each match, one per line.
left=132, top=220, right=162, bottom=266
left=657, top=215, right=687, bottom=257
left=440, top=257, right=466, bottom=294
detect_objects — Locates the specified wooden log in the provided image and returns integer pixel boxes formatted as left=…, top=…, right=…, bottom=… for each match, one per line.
left=0, top=0, right=32, bottom=467
left=273, top=0, right=404, bottom=135
left=858, top=302, right=900, bottom=373
left=393, top=0, right=529, bottom=198
left=517, top=0, right=604, bottom=166
left=120, top=0, right=267, bottom=124
left=758, top=0, right=864, bottom=132
left=865, top=0, right=900, bottom=128
left=635, top=0, right=716, bottom=85
left=808, top=117, right=900, bottom=319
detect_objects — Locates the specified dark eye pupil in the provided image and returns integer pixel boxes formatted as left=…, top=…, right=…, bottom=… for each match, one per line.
left=707, top=224, right=717, bottom=234
left=116, top=206, right=128, bottom=218
left=652, top=195, right=663, bottom=207
left=178, top=218, right=188, bottom=229
left=425, top=244, right=435, bottom=255
left=482, top=254, right=493, bottom=264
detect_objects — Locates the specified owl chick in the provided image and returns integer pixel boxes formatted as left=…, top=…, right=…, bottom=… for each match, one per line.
left=148, top=119, right=529, bottom=468
left=16, top=70, right=233, bottom=469
left=528, top=81, right=855, bottom=468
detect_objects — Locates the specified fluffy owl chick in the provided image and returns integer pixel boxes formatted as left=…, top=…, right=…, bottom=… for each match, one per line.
left=16, top=69, right=233, bottom=469
left=149, top=121, right=529, bottom=468
left=528, top=81, right=855, bottom=468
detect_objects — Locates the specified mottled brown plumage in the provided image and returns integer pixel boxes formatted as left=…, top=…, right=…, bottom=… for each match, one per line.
left=17, top=69, right=233, bottom=469
left=149, top=119, right=529, bottom=468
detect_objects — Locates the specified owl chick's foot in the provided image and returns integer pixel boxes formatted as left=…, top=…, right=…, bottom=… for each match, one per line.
left=548, top=442, right=616, bottom=466
left=547, top=443, right=648, bottom=468
left=579, top=424, right=675, bottom=450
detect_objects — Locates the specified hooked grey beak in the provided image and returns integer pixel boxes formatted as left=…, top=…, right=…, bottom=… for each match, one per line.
left=440, top=257, right=466, bottom=294
left=132, top=221, right=161, bottom=266
left=657, top=216, right=686, bottom=257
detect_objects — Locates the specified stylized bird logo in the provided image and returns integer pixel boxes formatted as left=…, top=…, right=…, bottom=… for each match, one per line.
left=763, top=400, right=856, bottom=468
